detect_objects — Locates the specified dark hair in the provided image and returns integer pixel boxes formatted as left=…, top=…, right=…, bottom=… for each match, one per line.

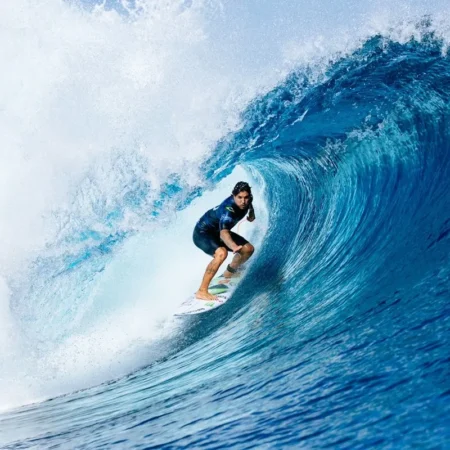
left=232, top=181, right=251, bottom=195
left=232, top=181, right=253, bottom=204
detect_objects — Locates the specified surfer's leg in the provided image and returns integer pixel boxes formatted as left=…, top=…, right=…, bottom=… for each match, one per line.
left=223, top=242, right=254, bottom=278
left=196, top=247, right=228, bottom=300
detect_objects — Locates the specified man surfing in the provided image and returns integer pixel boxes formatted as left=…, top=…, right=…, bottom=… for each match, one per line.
left=193, top=182, right=256, bottom=300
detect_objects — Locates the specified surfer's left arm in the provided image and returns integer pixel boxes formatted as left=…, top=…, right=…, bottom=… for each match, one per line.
left=247, top=204, right=255, bottom=222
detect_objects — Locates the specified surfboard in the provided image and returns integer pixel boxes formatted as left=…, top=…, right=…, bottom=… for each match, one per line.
left=175, top=275, right=241, bottom=316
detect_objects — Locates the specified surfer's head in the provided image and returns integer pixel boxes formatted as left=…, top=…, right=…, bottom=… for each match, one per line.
left=232, top=181, right=252, bottom=209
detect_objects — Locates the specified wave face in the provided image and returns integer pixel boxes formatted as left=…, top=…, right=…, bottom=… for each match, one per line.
left=1, top=3, right=450, bottom=449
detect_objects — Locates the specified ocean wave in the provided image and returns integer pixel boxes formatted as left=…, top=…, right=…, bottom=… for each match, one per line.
left=1, top=10, right=449, bottom=449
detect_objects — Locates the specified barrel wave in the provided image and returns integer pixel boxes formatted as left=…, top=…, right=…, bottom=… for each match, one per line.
left=1, top=20, right=450, bottom=450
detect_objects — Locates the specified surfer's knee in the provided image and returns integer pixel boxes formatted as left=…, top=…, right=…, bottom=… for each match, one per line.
left=242, top=243, right=254, bottom=256
left=214, top=247, right=228, bottom=262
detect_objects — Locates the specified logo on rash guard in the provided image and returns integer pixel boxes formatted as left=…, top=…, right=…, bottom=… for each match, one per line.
left=226, top=206, right=235, bottom=212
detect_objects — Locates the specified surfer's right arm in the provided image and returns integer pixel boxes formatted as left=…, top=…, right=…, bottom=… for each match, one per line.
left=220, top=229, right=242, bottom=253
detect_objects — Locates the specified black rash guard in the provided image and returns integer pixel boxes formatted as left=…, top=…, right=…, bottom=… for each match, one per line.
left=196, top=195, right=250, bottom=233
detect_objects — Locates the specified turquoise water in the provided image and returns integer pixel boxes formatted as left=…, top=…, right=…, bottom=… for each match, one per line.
left=1, top=2, right=449, bottom=448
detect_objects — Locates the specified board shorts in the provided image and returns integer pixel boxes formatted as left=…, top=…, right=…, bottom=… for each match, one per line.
left=193, top=226, right=249, bottom=257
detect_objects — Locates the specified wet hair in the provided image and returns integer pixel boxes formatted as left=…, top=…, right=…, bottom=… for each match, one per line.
left=232, top=181, right=253, bottom=204
left=232, top=181, right=251, bottom=196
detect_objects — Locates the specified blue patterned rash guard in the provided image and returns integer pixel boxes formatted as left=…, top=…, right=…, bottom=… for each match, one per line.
left=196, top=196, right=250, bottom=234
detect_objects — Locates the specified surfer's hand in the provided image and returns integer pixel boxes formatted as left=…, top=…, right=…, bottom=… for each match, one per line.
left=233, top=245, right=243, bottom=253
left=247, top=206, right=255, bottom=222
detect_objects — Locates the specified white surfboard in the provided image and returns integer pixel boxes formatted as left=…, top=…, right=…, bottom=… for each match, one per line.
left=175, top=275, right=241, bottom=316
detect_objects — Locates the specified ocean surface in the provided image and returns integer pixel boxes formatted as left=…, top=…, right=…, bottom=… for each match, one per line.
left=1, top=1, right=449, bottom=448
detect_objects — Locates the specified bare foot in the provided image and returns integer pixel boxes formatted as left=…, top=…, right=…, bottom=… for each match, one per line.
left=222, top=270, right=241, bottom=278
left=195, top=290, right=218, bottom=301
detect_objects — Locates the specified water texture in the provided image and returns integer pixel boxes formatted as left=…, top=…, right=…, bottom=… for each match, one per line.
left=0, top=1, right=449, bottom=448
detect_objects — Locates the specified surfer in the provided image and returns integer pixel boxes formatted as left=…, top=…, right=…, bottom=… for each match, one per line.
left=193, top=181, right=256, bottom=300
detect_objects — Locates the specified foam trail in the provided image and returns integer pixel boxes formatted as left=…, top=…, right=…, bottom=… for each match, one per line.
left=0, top=166, right=265, bottom=410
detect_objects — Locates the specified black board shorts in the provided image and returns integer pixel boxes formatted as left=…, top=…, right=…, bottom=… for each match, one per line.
left=193, top=226, right=249, bottom=257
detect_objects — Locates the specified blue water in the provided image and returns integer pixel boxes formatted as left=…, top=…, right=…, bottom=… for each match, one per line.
left=1, top=23, right=450, bottom=450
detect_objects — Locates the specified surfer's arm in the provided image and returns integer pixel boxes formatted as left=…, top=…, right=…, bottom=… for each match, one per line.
left=220, top=229, right=242, bottom=252
left=247, top=204, right=255, bottom=222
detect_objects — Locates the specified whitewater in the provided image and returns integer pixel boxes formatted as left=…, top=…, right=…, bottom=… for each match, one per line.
left=0, top=0, right=449, bottom=448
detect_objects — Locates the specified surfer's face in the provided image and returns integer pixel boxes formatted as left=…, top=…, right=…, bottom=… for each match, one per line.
left=233, top=191, right=250, bottom=209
